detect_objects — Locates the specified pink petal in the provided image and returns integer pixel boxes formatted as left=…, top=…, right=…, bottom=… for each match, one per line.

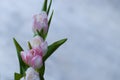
left=41, top=41, right=48, bottom=56
left=31, top=55, right=42, bottom=69
left=21, top=51, right=27, bottom=63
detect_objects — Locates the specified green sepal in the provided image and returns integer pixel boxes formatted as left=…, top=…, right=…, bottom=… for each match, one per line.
left=14, top=73, right=23, bottom=80
left=43, top=38, right=67, bottom=62
left=36, top=29, right=46, bottom=40
left=28, top=41, right=32, bottom=49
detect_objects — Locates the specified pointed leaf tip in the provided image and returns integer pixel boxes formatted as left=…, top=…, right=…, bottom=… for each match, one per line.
left=13, top=38, right=28, bottom=74
left=48, top=10, right=54, bottom=27
left=42, top=0, right=48, bottom=11
left=28, top=41, right=32, bottom=49
left=47, top=0, right=52, bottom=15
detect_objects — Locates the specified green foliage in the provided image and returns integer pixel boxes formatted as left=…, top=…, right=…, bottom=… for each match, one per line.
left=47, top=0, right=52, bottom=15
left=38, top=63, right=45, bottom=80
left=13, top=38, right=28, bottom=75
left=42, top=0, right=47, bottom=11
left=28, top=41, right=32, bottom=49
left=14, top=73, right=23, bottom=80
left=43, top=38, right=67, bottom=62
left=45, top=10, right=54, bottom=38
left=36, top=29, right=46, bottom=40
left=48, top=10, right=54, bottom=27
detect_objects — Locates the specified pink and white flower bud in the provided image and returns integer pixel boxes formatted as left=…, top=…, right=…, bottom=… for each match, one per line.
left=21, top=48, right=43, bottom=69
left=33, top=11, right=48, bottom=34
left=30, top=36, right=44, bottom=48
left=40, top=41, right=48, bottom=56
left=20, top=67, right=40, bottom=80
left=30, top=36, right=48, bottom=56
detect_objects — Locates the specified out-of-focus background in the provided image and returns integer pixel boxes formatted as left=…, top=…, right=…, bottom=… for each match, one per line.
left=0, top=0, right=120, bottom=80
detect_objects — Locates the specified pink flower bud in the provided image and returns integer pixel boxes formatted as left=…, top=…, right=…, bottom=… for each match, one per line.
left=30, top=36, right=48, bottom=56
left=21, top=48, right=43, bottom=69
left=20, top=67, right=40, bottom=80
left=33, top=11, right=48, bottom=34
left=31, top=55, right=42, bottom=69
left=30, top=36, right=44, bottom=48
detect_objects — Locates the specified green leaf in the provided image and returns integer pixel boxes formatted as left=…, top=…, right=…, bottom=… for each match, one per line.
left=13, top=38, right=27, bottom=74
left=45, top=10, right=54, bottom=39
left=47, top=0, right=52, bottom=15
left=38, top=63, right=45, bottom=80
left=14, top=73, right=23, bottom=80
left=42, top=0, right=47, bottom=11
left=43, top=38, right=67, bottom=61
left=28, top=41, right=32, bottom=49
left=48, top=10, right=54, bottom=27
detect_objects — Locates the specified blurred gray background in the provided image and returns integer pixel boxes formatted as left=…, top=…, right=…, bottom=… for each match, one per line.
left=0, top=0, right=120, bottom=80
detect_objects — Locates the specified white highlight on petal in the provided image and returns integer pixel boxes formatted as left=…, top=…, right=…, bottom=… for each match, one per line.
left=30, top=36, right=43, bottom=48
left=20, top=67, right=40, bottom=80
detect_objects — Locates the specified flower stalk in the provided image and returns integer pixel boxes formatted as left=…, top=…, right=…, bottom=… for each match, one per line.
left=13, top=0, right=67, bottom=80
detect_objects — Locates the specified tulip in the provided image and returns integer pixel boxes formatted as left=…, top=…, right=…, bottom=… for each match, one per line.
left=21, top=48, right=43, bottom=69
left=33, top=11, right=48, bottom=34
left=20, top=67, right=40, bottom=80
left=30, top=36, right=48, bottom=56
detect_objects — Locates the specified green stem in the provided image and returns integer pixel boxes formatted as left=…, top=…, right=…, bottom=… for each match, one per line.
left=39, top=75, right=45, bottom=80
left=38, top=62, right=45, bottom=80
